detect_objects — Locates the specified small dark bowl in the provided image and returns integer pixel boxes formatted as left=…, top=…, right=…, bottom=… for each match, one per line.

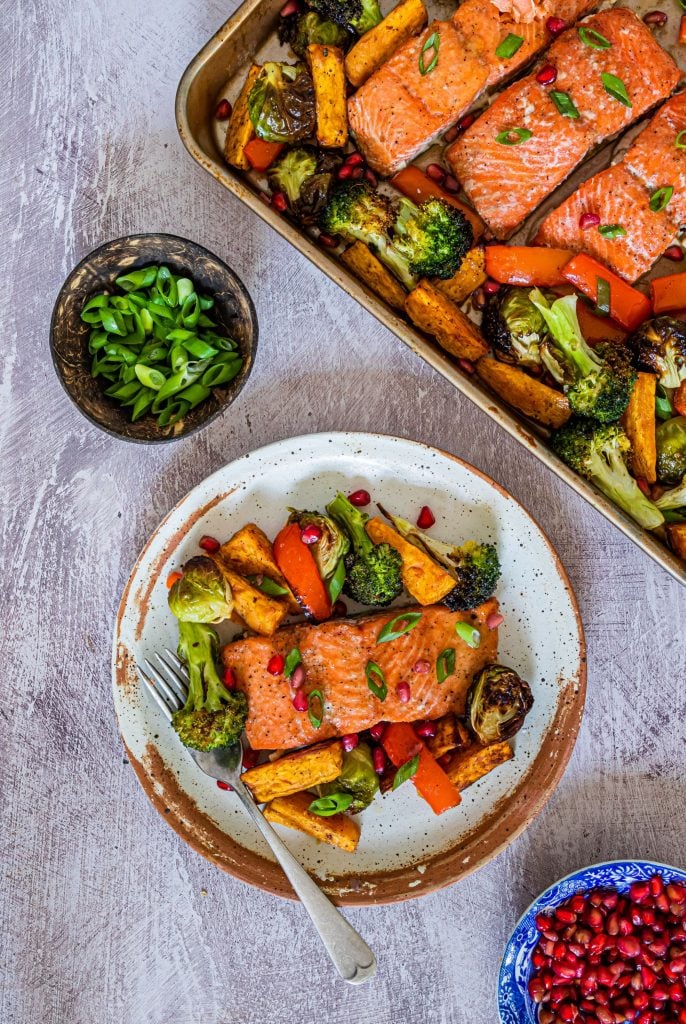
left=50, top=233, right=258, bottom=443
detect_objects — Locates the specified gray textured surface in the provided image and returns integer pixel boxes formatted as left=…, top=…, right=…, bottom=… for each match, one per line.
left=1, top=1, right=685, bottom=1022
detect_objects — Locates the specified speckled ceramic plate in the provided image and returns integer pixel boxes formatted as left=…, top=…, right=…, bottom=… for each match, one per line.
left=112, top=432, right=586, bottom=904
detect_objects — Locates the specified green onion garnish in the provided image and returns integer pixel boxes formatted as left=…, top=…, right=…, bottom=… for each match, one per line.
left=419, top=30, right=440, bottom=75
left=550, top=90, right=580, bottom=118
left=655, top=385, right=674, bottom=421
left=284, top=647, right=302, bottom=678
left=495, top=127, right=533, bottom=145
left=436, top=647, right=456, bottom=683
left=254, top=576, right=290, bottom=597
left=392, top=753, right=420, bottom=790
left=455, top=621, right=481, bottom=649
left=649, top=186, right=674, bottom=213
left=495, top=33, right=524, bottom=59
left=578, top=26, right=611, bottom=48
left=376, top=612, right=422, bottom=644
left=676, top=131, right=686, bottom=150
left=598, top=224, right=627, bottom=239
left=595, top=276, right=611, bottom=317
left=309, top=792, right=353, bottom=816
left=327, top=558, right=346, bottom=604
left=307, top=689, right=324, bottom=729
left=365, top=660, right=387, bottom=701
left=601, top=72, right=632, bottom=107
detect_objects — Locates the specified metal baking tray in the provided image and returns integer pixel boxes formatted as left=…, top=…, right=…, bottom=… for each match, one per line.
left=176, top=0, right=686, bottom=586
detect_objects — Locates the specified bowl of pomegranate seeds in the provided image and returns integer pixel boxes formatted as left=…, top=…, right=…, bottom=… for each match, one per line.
left=498, top=860, right=686, bottom=1024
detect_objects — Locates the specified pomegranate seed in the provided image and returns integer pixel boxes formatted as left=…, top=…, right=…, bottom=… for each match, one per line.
left=300, top=523, right=322, bottom=544
left=664, top=244, right=684, bottom=261
left=554, top=964, right=578, bottom=981
left=652, top=983, right=670, bottom=1001
left=318, top=232, right=339, bottom=248
left=280, top=0, right=299, bottom=13
left=536, top=63, right=558, bottom=85
left=292, top=689, right=308, bottom=712
left=667, top=885, right=686, bottom=904
left=537, top=912, right=555, bottom=932
left=216, top=779, right=232, bottom=791
left=554, top=940, right=568, bottom=959
left=459, top=358, right=476, bottom=375
left=411, top=659, right=430, bottom=674
left=345, top=151, right=364, bottom=166
left=637, top=477, right=652, bottom=498
left=290, top=664, right=305, bottom=689
left=223, top=667, right=236, bottom=690
left=603, top=892, right=620, bottom=910
left=444, top=125, right=459, bottom=143
left=267, top=654, right=284, bottom=676
left=580, top=212, right=601, bottom=229
left=199, top=535, right=220, bottom=553
left=620, top=917, right=635, bottom=936
left=607, top=913, right=620, bottom=936
left=670, top=982, right=685, bottom=1002
left=532, top=948, right=548, bottom=968
left=396, top=681, right=411, bottom=703
left=680, top=1012, right=686, bottom=1024
left=426, top=163, right=446, bottom=183
left=342, top=733, right=359, bottom=752
left=529, top=977, right=546, bottom=1003
left=166, top=570, right=183, bottom=589
left=649, top=939, right=668, bottom=956
left=350, top=166, right=364, bottom=180
left=364, top=168, right=378, bottom=187
left=369, top=722, right=386, bottom=741
left=414, top=720, right=437, bottom=738
left=598, top=966, right=615, bottom=985
left=272, top=191, right=288, bottom=213
left=457, top=113, right=475, bottom=132
left=546, top=15, right=567, bottom=33
left=571, top=895, right=587, bottom=914
left=372, top=747, right=387, bottom=774
left=643, top=9, right=668, bottom=24
left=333, top=599, right=347, bottom=616
left=642, top=966, right=658, bottom=990
left=417, top=505, right=435, bottom=529
left=442, top=174, right=460, bottom=193
left=483, top=279, right=501, bottom=296
left=618, top=937, right=642, bottom=959
left=558, top=1004, right=578, bottom=1022
left=650, top=876, right=665, bottom=897
left=586, top=908, right=605, bottom=932
left=557, top=908, right=578, bottom=925
left=242, top=745, right=258, bottom=769
left=671, top=958, right=686, bottom=975
left=642, top=909, right=656, bottom=926
left=576, top=927, right=592, bottom=944
left=348, top=488, right=371, bottom=506
left=337, top=164, right=353, bottom=180
left=214, top=98, right=232, bottom=120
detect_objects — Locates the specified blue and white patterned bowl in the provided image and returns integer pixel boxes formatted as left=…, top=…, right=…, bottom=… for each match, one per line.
left=498, top=859, right=686, bottom=1023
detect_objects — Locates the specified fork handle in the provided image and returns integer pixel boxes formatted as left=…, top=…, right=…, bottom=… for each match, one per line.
left=230, top=778, right=377, bottom=984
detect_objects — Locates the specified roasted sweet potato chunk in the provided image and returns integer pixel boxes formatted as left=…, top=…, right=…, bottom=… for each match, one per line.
left=623, top=372, right=657, bottom=484
left=365, top=517, right=455, bottom=604
left=476, top=357, right=572, bottom=429
left=219, top=524, right=299, bottom=612
left=241, top=741, right=343, bottom=803
left=224, top=65, right=261, bottom=170
left=406, top=280, right=489, bottom=362
left=264, top=791, right=360, bottom=852
left=444, top=739, right=513, bottom=790
left=340, top=241, right=407, bottom=311
left=426, top=715, right=471, bottom=759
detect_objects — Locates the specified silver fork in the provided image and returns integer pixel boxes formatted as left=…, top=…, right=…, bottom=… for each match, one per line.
left=138, top=650, right=377, bottom=985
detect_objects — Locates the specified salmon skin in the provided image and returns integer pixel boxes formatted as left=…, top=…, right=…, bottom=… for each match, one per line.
left=535, top=93, right=686, bottom=282
left=348, top=0, right=597, bottom=177
left=446, top=8, right=681, bottom=239
left=222, top=601, right=499, bottom=750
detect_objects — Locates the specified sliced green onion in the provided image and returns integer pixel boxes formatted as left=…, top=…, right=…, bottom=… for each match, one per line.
left=176, top=278, right=195, bottom=304
left=255, top=576, right=290, bottom=596
left=436, top=647, right=456, bottom=683
left=595, top=276, right=611, bottom=317
left=419, top=30, right=440, bottom=75
left=601, top=72, right=632, bottom=107
left=182, top=337, right=219, bottom=360
left=155, top=265, right=178, bottom=306
left=376, top=612, right=422, bottom=644
left=655, top=386, right=674, bottom=421
left=134, top=364, right=166, bottom=390
left=365, top=660, right=387, bottom=701
left=181, top=293, right=201, bottom=327
left=676, top=130, right=686, bottom=150
left=199, top=294, right=215, bottom=311
left=663, top=509, right=686, bottom=523
left=598, top=224, right=627, bottom=239
left=176, top=383, right=211, bottom=410
left=116, top=266, right=157, bottom=291
left=307, top=689, right=324, bottom=729
left=327, top=558, right=346, bottom=604
left=99, top=308, right=127, bottom=335
left=495, top=33, right=524, bottom=59
left=550, top=90, right=579, bottom=119
left=200, top=361, right=242, bottom=388
left=104, top=342, right=137, bottom=365
left=284, top=647, right=302, bottom=678
left=131, top=389, right=156, bottom=421
left=88, top=331, right=109, bottom=353
left=392, top=753, right=420, bottom=790
left=309, top=792, right=353, bottom=816
left=649, top=186, right=674, bottom=213
left=495, top=127, right=533, bottom=145
left=157, top=399, right=189, bottom=427
left=105, top=380, right=141, bottom=401
left=455, top=621, right=481, bottom=649
left=578, top=26, right=611, bottom=48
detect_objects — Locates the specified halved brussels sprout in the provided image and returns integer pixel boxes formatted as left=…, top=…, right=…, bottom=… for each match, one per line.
left=466, top=664, right=533, bottom=745
left=288, top=509, right=350, bottom=578
left=168, top=556, right=233, bottom=623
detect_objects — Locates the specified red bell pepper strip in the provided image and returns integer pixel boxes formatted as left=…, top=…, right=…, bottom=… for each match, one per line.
left=382, top=722, right=461, bottom=815
left=575, top=299, right=627, bottom=345
left=244, top=138, right=285, bottom=172
left=485, top=246, right=575, bottom=288
left=650, top=272, right=686, bottom=315
left=390, top=166, right=485, bottom=241
left=273, top=521, right=332, bottom=622
left=679, top=14, right=686, bottom=44
left=561, top=254, right=651, bottom=332
left=674, top=380, right=686, bottom=417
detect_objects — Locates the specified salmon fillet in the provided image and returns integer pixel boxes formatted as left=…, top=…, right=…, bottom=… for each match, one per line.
left=446, top=8, right=680, bottom=238
left=222, top=601, right=499, bottom=750
left=535, top=94, right=686, bottom=281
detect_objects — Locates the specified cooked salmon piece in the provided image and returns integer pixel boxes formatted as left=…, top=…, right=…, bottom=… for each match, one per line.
left=222, top=601, right=500, bottom=750
left=453, top=0, right=546, bottom=88
left=446, top=8, right=680, bottom=238
left=535, top=164, right=676, bottom=281
left=447, top=77, right=594, bottom=238
left=623, top=92, right=686, bottom=232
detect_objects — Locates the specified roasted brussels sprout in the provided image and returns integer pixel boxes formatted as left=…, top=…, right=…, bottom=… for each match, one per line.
left=466, top=664, right=534, bottom=746
left=279, top=10, right=351, bottom=57
left=317, top=742, right=379, bottom=812
left=168, top=556, right=233, bottom=623
left=308, top=0, right=382, bottom=35
left=656, top=416, right=686, bottom=485
left=655, top=475, right=686, bottom=512
left=268, top=147, right=341, bottom=223
left=628, top=317, right=686, bottom=389
left=287, top=508, right=350, bottom=578
left=482, top=287, right=550, bottom=371
left=248, top=62, right=316, bottom=143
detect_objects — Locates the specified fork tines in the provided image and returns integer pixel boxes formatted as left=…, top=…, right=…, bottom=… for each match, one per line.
left=138, top=650, right=189, bottom=720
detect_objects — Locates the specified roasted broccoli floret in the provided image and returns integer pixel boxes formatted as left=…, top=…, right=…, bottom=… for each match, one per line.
left=279, top=10, right=351, bottom=57
left=326, top=492, right=403, bottom=606
left=268, top=147, right=318, bottom=205
left=552, top=420, right=664, bottom=529
left=172, top=622, right=248, bottom=751
left=628, top=317, right=686, bottom=390
left=320, top=183, right=472, bottom=289
left=466, top=664, right=534, bottom=745
left=167, top=556, right=233, bottom=624
left=532, top=291, right=636, bottom=422
left=482, top=287, right=550, bottom=370
left=307, top=0, right=381, bottom=35
left=376, top=506, right=500, bottom=610
left=656, top=416, right=686, bottom=485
